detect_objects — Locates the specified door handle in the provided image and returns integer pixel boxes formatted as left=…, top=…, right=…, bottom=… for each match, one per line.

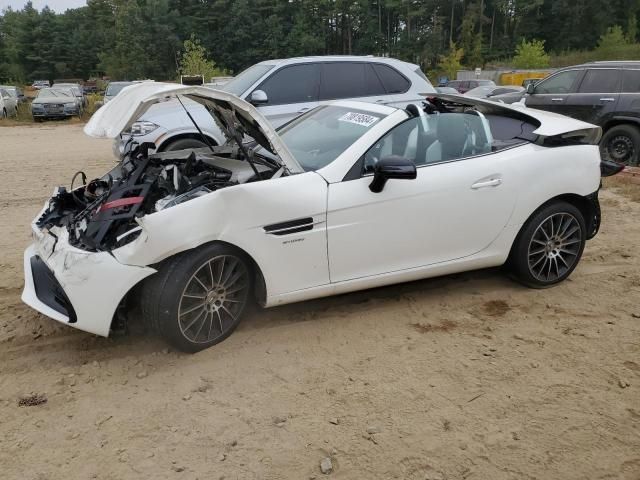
left=297, top=107, right=311, bottom=114
left=375, top=99, right=386, bottom=103
left=599, top=98, right=616, bottom=102
left=551, top=98, right=564, bottom=102
left=472, top=178, right=502, bottom=189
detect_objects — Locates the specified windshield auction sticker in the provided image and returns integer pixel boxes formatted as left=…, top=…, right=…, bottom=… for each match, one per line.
left=339, top=112, right=380, bottom=127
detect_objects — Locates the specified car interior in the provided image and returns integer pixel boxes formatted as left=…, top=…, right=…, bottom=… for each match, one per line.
left=363, top=103, right=539, bottom=174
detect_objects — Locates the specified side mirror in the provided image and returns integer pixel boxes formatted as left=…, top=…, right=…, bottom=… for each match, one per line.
left=526, top=83, right=536, bottom=95
left=250, top=90, right=268, bottom=106
left=369, top=156, right=417, bottom=193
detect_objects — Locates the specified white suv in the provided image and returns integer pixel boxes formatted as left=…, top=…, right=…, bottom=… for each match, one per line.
left=114, top=56, right=435, bottom=155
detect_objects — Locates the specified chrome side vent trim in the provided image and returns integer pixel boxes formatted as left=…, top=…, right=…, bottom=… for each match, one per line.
left=264, top=217, right=315, bottom=236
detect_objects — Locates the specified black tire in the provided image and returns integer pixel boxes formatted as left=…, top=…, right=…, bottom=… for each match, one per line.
left=510, top=201, right=586, bottom=288
left=162, top=138, right=210, bottom=152
left=141, top=243, right=253, bottom=353
left=600, top=124, right=640, bottom=166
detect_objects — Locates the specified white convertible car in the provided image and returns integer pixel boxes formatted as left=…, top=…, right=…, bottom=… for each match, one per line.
left=22, top=83, right=622, bottom=352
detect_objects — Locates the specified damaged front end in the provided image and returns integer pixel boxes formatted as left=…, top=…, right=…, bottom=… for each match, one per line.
left=35, top=142, right=276, bottom=252
left=24, top=84, right=299, bottom=337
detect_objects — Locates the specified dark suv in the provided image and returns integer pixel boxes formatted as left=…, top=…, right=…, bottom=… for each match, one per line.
left=524, top=61, right=640, bottom=165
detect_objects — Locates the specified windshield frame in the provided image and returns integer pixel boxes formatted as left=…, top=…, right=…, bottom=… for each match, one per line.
left=37, top=88, right=73, bottom=99
left=218, top=63, right=275, bottom=96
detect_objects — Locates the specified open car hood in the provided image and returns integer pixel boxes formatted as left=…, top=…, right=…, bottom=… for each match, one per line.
left=84, top=82, right=303, bottom=174
left=430, top=93, right=601, bottom=139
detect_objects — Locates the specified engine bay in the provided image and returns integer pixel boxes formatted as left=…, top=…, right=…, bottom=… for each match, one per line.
left=36, top=143, right=278, bottom=252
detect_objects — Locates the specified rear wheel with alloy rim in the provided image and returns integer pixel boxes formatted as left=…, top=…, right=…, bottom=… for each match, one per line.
left=600, top=124, right=640, bottom=166
left=141, top=243, right=253, bottom=352
left=511, top=202, right=586, bottom=288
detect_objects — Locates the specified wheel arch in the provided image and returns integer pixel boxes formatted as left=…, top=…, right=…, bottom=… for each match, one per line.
left=113, top=239, right=268, bottom=333
left=601, top=117, right=640, bottom=133
left=207, top=240, right=268, bottom=306
left=507, top=192, right=599, bottom=263
left=156, top=132, right=220, bottom=152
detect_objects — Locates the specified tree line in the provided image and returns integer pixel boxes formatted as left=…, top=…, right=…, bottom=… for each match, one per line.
left=1, top=0, right=639, bottom=83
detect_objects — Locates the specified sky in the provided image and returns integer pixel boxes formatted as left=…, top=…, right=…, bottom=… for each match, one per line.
left=0, top=0, right=87, bottom=13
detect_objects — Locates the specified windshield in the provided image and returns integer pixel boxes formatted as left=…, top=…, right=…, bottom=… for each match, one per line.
left=0, top=86, right=16, bottom=96
left=218, top=64, right=274, bottom=96
left=106, top=82, right=133, bottom=96
left=38, top=89, right=72, bottom=98
left=277, top=105, right=385, bottom=171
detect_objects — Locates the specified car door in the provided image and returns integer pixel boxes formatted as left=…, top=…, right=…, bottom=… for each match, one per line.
left=526, top=69, right=584, bottom=114
left=618, top=68, right=640, bottom=119
left=250, top=63, right=320, bottom=128
left=564, top=68, right=621, bottom=124
left=318, top=62, right=395, bottom=107
left=326, top=113, right=519, bottom=283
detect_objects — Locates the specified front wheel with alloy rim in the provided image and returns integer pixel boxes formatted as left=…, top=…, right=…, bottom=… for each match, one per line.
left=141, top=243, right=253, bottom=352
left=510, top=202, right=586, bottom=288
left=600, top=124, right=640, bottom=166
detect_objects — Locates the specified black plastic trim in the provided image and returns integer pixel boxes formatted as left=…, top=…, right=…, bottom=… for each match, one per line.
left=585, top=191, right=601, bottom=240
left=30, top=255, right=77, bottom=323
left=264, top=217, right=314, bottom=236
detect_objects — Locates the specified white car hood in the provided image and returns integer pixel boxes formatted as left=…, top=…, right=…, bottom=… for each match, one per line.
left=84, top=82, right=303, bottom=174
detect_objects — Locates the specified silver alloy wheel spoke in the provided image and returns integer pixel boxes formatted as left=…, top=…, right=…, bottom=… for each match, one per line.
left=182, top=293, right=206, bottom=300
left=181, top=302, right=206, bottom=316
left=183, top=309, right=206, bottom=332
left=208, top=261, right=215, bottom=288
left=193, top=276, right=209, bottom=291
left=177, top=254, right=249, bottom=344
left=527, top=212, right=582, bottom=282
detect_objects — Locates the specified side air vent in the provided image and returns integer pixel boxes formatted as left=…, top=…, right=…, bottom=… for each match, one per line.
left=264, top=217, right=314, bottom=236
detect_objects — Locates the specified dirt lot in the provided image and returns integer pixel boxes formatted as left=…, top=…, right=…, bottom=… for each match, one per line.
left=1, top=124, right=639, bottom=480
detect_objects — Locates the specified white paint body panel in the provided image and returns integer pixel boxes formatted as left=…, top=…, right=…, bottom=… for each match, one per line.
left=22, top=220, right=156, bottom=337
left=23, top=95, right=603, bottom=337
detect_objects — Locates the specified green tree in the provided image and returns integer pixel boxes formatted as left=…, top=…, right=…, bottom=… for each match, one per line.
left=513, top=39, right=550, bottom=69
left=178, top=34, right=226, bottom=81
left=437, top=41, right=464, bottom=79
left=597, top=25, right=630, bottom=51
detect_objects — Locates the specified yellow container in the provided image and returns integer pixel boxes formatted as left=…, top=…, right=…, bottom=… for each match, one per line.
left=499, top=71, right=551, bottom=86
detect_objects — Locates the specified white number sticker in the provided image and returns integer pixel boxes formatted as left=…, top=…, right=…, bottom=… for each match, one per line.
left=338, top=112, right=379, bottom=127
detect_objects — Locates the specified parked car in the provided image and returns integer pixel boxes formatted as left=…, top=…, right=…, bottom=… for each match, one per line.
left=465, top=85, right=525, bottom=99
left=112, top=56, right=435, bottom=157
left=103, top=81, right=134, bottom=104
left=0, top=87, right=18, bottom=118
left=0, top=85, right=27, bottom=104
left=53, top=82, right=87, bottom=109
left=23, top=83, right=623, bottom=352
left=446, top=79, right=495, bottom=94
left=32, top=80, right=50, bottom=89
left=31, top=88, right=81, bottom=120
left=83, top=80, right=98, bottom=94
left=521, top=61, right=640, bottom=165
left=435, top=86, right=460, bottom=94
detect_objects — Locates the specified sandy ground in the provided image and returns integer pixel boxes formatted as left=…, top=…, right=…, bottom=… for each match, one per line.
left=0, top=124, right=639, bottom=480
